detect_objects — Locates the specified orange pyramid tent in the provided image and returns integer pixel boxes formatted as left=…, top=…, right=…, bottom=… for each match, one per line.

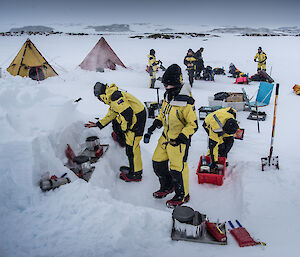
left=79, top=37, right=126, bottom=71
left=7, top=38, right=58, bottom=81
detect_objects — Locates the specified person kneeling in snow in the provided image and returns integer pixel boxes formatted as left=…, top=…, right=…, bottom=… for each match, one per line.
left=202, top=107, right=239, bottom=172
left=85, top=82, right=146, bottom=182
left=144, top=64, right=198, bottom=208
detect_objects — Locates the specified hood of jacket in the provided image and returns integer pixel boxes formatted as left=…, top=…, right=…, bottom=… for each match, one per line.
left=99, top=83, right=119, bottom=104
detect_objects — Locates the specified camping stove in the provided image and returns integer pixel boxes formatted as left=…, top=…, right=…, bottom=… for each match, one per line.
left=85, top=136, right=103, bottom=158
left=171, top=206, right=227, bottom=245
left=86, top=136, right=100, bottom=151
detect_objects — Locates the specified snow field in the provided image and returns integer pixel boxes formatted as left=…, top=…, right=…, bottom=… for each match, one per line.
left=0, top=33, right=300, bottom=257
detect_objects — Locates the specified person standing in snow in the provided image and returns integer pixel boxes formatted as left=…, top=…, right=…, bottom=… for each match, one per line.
left=143, top=64, right=198, bottom=208
left=85, top=82, right=146, bottom=182
left=148, top=49, right=161, bottom=88
left=254, top=47, right=267, bottom=72
left=184, top=49, right=197, bottom=87
left=194, top=47, right=204, bottom=79
left=202, top=107, right=239, bottom=172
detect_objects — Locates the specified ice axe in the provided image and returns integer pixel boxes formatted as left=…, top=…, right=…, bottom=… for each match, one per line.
left=261, top=83, right=279, bottom=171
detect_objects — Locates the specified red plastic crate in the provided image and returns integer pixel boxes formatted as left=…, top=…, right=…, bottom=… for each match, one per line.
left=196, top=156, right=226, bottom=186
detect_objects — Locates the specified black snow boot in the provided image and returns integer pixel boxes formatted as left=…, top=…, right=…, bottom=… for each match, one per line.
left=120, top=171, right=142, bottom=182
left=166, top=194, right=190, bottom=208
left=166, top=169, right=189, bottom=208
left=152, top=161, right=174, bottom=198
left=153, top=187, right=174, bottom=199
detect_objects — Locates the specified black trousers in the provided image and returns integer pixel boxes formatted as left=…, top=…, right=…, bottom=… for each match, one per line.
left=187, top=69, right=195, bottom=87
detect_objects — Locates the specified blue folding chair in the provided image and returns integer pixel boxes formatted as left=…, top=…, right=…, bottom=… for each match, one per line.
left=250, top=82, right=274, bottom=107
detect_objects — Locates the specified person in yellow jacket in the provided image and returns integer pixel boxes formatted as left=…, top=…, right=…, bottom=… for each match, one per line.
left=254, top=47, right=267, bottom=72
left=144, top=64, right=198, bottom=208
left=85, top=82, right=146, bottom=182
left=184, top=49, right=197, bottom=87
left=202, top=107, right=239, bottom=171
left=148, top=49, right=161, bottom=88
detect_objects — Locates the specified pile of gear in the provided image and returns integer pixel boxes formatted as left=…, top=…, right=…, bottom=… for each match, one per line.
left=65, top=136, right=109, bottom=182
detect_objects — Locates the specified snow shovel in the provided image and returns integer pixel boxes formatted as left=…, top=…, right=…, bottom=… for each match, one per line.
left=261, top=83, right=279, bottom=171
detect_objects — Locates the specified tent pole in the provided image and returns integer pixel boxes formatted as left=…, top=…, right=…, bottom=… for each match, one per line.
left=17, top=40, right=29, bottom=76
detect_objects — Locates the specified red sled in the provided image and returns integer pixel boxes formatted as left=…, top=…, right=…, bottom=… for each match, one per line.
left=234, top=76, right=249, bottom=84
left=196, top=156, right=226, bottom=186
left=228, top=220, right=266, bottom=247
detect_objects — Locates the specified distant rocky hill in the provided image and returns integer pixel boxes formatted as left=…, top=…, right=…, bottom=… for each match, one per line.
left=9, top=26, right=54, bottom=33
left=87, top=24, right=132, bottom=32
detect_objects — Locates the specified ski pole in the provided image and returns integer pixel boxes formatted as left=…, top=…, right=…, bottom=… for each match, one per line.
left=268, top=83, right=279, bottom=165
left=255, top=102, right=260, bottom=133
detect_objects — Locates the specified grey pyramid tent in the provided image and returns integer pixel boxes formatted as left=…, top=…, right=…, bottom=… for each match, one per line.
left=79, top=37, right=126, bottom=71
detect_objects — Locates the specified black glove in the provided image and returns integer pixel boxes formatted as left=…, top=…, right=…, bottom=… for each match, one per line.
left=148, top=119, right=163, bottom=134
left=217, top=131, right=225, bottom=137
left=169, top=133, right=188, bottom=146
left=254, top=59, right=257, bottom=62
left=144, top=133, right=151, bottom=144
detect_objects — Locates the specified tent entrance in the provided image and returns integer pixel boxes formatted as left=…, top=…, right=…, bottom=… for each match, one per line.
left=29, top=66, right=45, bottom=81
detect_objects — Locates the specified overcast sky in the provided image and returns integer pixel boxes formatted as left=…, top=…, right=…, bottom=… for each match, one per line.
left=1, top=0, right=300, bottom=27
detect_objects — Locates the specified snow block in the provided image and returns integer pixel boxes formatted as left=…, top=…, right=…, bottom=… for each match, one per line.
left=196, top=156, right=226, bottom=186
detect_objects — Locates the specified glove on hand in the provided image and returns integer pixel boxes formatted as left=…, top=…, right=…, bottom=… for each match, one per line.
left=169, top=133, right=188, bottom=146
left=84, top=121, right=97, bottom=128
left=217, top=131, right=225, bottom=137
left=144, top=133, right=151, bottom=144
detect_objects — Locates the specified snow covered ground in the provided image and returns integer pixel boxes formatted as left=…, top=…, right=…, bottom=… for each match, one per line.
left=0, top=26, right=300, bottom=257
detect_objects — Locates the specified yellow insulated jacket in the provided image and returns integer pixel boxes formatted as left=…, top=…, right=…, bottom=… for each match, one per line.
left=148, top=54, right=159, bottom=70
left=203, top=107, right=237, bottom=141
left=156, top=86, right=198, bottom=142
left=97, top=84, right=145, bottom=131
left=203, top=107, right=237, bottom=161
left=254, top=51, right=267, bottom=64
left=184, top=55, right=197, bottom=70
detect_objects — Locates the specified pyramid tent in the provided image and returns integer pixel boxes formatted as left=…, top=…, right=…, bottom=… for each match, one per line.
left=7, top=38, right=58, bottom=81
left=79, top=37, right=126, bottom=71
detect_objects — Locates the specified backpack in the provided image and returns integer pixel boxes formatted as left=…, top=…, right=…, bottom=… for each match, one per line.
left=202, top=66, right=215, bottom=81
left=235, top=76, right=249, bottom=84
left=214, top=92, right=230, bottom=101
left=250, top=73, right=267, bottom=82
left=213, top=68, right=225, bottom=75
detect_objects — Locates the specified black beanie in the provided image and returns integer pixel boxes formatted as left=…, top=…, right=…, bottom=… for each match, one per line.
left=150, top=49, right=155, bottom=55
left=94, top=82, right=107, bottom=97
left=162, top=64, right=182, bottom=87
left=223, top=118, right=239, bottom=135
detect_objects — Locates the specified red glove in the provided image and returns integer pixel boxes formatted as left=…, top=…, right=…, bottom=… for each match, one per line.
left=84, top=121, right=97, bottom=128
